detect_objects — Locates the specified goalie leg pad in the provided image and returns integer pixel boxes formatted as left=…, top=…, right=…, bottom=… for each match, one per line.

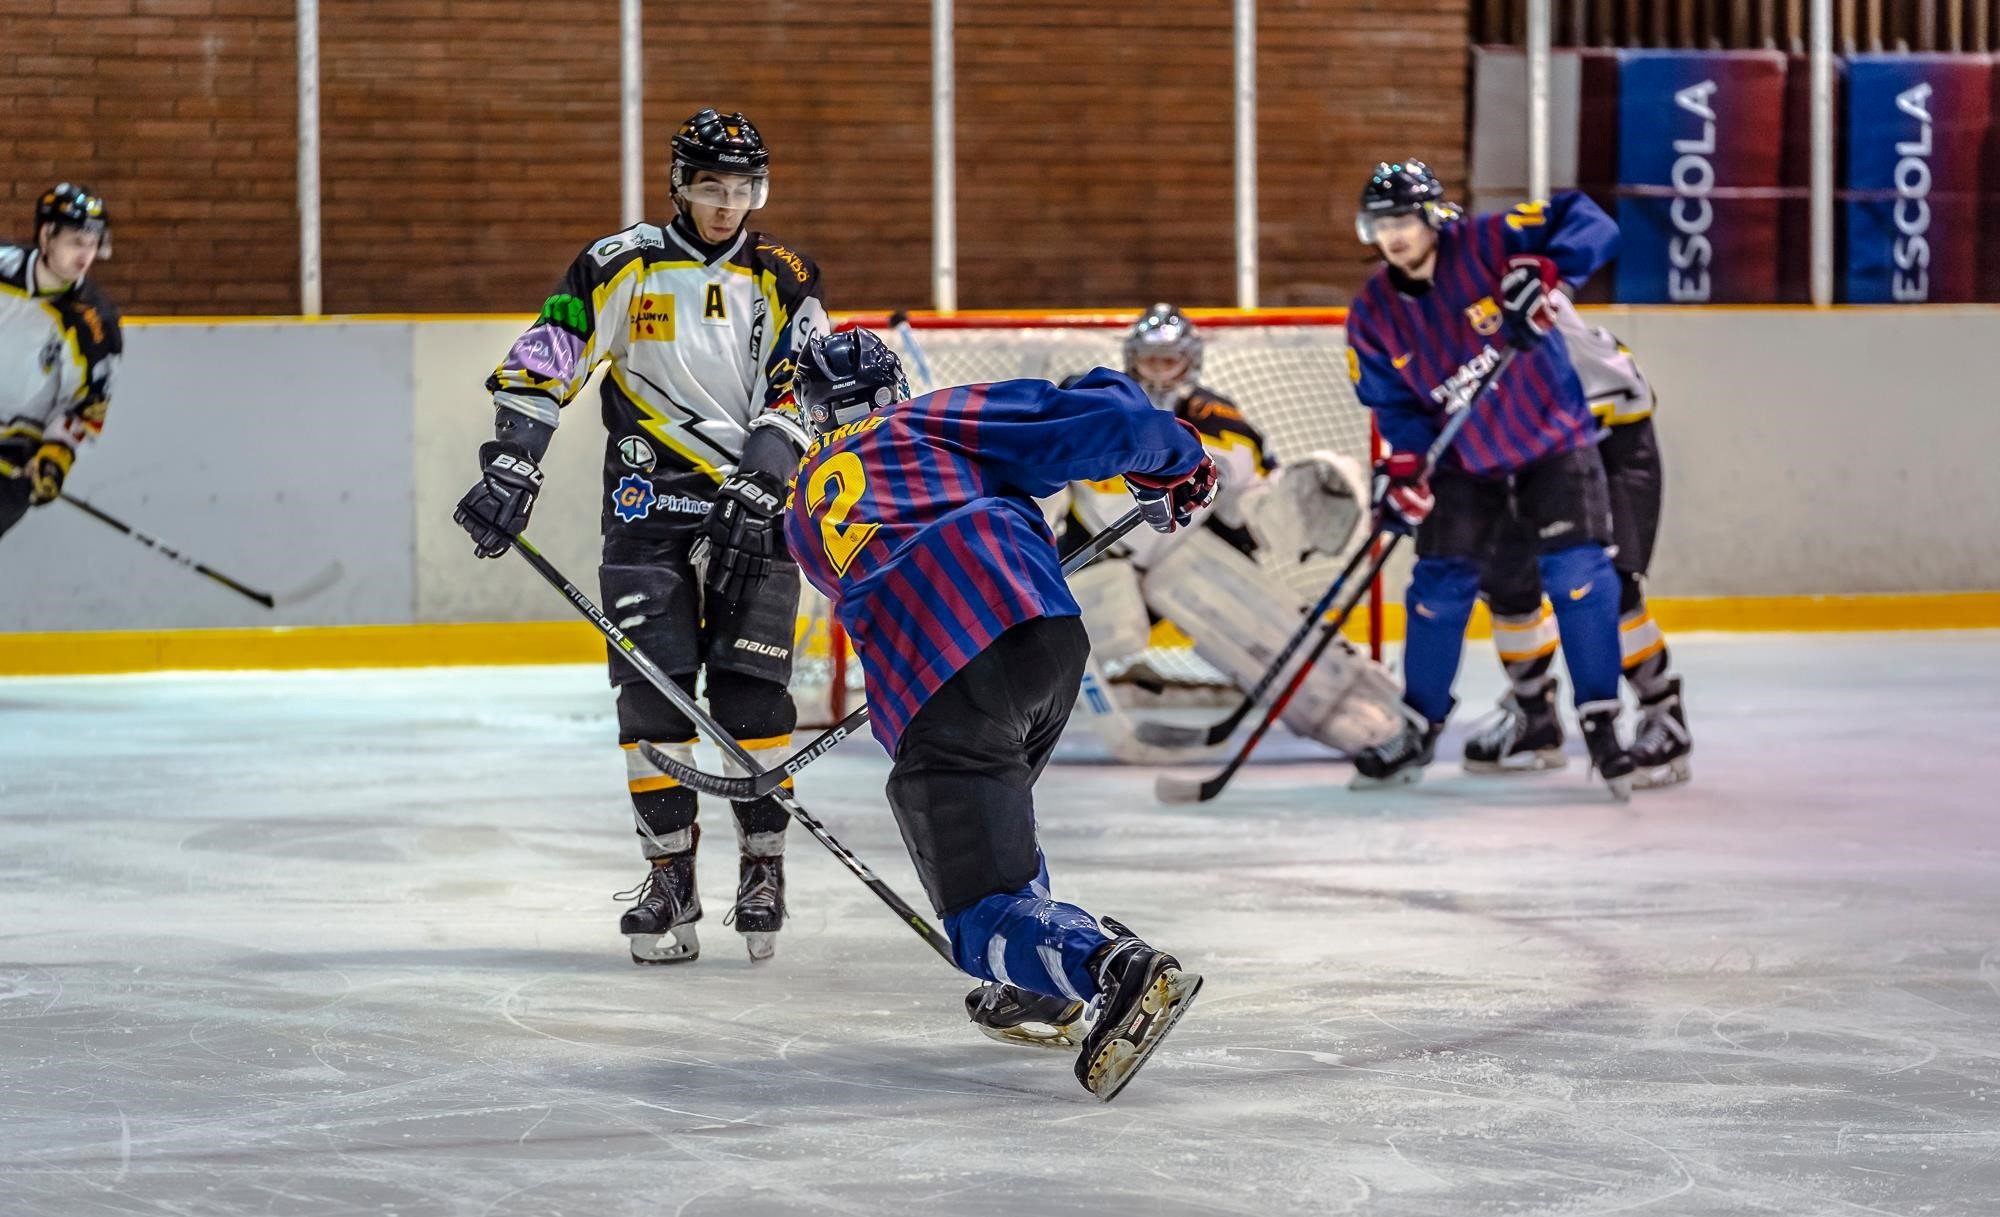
left=1142, top=530, right=1405, bottom=752
left=1068, top=557, right=1152, bottom=661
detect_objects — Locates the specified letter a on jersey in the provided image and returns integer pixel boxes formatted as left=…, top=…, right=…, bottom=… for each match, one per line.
left=703, top=283, right=729, bottom=324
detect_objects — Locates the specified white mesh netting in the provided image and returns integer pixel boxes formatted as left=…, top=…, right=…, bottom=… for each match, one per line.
left=792, top=315, right=1379, bottom=726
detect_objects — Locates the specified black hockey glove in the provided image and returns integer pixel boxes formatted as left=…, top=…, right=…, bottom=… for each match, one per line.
left=1497, top=253, right=1560, bottom=351
left=702, top=469, right=788, bottom=606
left=26, top=440, right=74, bottom=506
left=1126, top=423, right=1220, bottom=534
left=454, top=441, right=544, bottom=559
left=0, top=424, right=40, bottom=473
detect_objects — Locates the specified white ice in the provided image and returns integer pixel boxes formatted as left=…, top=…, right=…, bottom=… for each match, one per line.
left=2, top=632, right=1998, bottom=1216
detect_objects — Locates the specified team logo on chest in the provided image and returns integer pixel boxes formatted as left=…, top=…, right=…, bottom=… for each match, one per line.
left=630, top=294, right=674, bottom=343
left=1464, top=296, right=1503, bottom=336
left=612, top=472, right=657, bottom=522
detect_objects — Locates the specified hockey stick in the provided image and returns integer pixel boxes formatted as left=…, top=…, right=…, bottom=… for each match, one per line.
left=886, top=310, right=938, bottom=393
left=0, top=459, right=344, bottom=609
left=640, top=506, right=1149, bottom=799
left=1154, top=347, right=1520, bottom=805
left=508, top=532, right=958, bottom=963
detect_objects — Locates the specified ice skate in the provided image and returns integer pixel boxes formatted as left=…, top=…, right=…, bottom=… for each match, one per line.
left=1629, top=677, right=1692, bottom=790
left=1073, top=934, right=1201, bottom=1102
left=1350, top=713, right=1442, bottom=789
left=965, top=982, right=1087, bottom=1051
left=617, top=852, right=701, bottom=965
left=724, top=854, right=785, bottom=962
left=1463, top=676, right=1567, bottom=773
left=1577, top=700, right=1635, bottom=802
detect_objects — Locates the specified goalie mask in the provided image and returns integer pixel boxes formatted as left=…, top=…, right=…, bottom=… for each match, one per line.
left=793, top=329, right=910, bottom=437
left=1123, top=303, right=1203, bottom=408
left=1354, top=160, right=1460, bottom=244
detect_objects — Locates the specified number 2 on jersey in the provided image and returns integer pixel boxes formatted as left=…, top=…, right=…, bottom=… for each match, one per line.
left=805, top=450, right=881, bottom=576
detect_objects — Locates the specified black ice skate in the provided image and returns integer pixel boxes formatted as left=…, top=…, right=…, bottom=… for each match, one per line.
left=1577, top=700, right=1636, bottom=802
left=965, top=982, right=1087, bottom=1051
left=1463, top=676, right=1567, bottom=773
left=723, top=854, right=785, bottom=962
left=1628, top=677, right=1692, bottom=790
left=1350, top=713, right=1443, bottom=789
left=617, top=852, right=701, bottom=965
left=1074, top=936, right=1202, bottom=1102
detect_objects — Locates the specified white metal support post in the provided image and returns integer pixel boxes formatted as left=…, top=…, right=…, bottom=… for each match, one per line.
left=932, top=0, right=957, bottom=314
left=1234, top=0, right=1258, bottom=308
left=296, top=0, right=321, bottom=316
left=1810, top=0, right=1834, bottom=305
left=1527, top=0, right=1551, bottom=202
left=620, top=0, right=643, bottom=227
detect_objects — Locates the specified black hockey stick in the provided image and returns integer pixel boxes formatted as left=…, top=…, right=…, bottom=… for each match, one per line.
left=640, top=506, right=1148, bottom=800
left=0, top=458, right=343, bottom=609
left=1154, top=346, right=1520, bottom=805
left=507, top=533, right=957, bottom=964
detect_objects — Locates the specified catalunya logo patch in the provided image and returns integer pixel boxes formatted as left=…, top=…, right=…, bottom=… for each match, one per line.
left=612, top=473, right=657, bottom=522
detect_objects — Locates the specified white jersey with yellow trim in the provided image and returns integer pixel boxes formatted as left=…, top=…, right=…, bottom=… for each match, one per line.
left=1550, top=292, right=1653, bottom=427
left=486, top=219, right=827, bottom=536
left=0, top=245, right=121, bottom=458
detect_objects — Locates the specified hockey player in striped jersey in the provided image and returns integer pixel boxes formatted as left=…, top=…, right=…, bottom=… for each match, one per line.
left=1344, top=160, right=1635, bottom=796
left=454, top=109, right=829, bottom=965
left=1465, top=294, right=1691, bottom=787
left=1, top=184, right=120, bottom=541
left=784, top=328, right=1208, bottom=1101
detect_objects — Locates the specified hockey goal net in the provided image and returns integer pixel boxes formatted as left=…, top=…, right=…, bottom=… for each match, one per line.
left=792, top=308, right=1381, bottom=728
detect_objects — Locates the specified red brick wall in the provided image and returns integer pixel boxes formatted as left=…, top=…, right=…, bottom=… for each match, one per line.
left=3, top=0, right=1468, bottom=315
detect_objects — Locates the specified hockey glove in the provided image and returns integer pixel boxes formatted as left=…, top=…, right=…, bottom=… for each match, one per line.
left=702, top=469, right=788, bottom=606
left=1374, top=451, right=1433, bottom=537
left=454, top=441, right=544, bottom=559
left=26, top=440, right=74, bottom=506
left=1126, top=425, right=1220, bottom=534
left=0, top=423, right=41, bottom=473
left=1497, top=254, right=1560, bottom=351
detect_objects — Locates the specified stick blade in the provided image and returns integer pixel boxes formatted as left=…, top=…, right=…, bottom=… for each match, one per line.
left=1153, top=772, right=1215, bottom=805
left=1134, top=716, right=1233, bottom=750
left=637, top=741, right=753, bottom=800
left=274, top=560, right=345, bottom=607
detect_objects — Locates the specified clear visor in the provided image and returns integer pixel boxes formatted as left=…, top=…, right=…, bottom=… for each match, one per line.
left=680, top=174, right=769, bottom=211
left=1354, top=206, right=1418, bottom=244
left=46, top=220, right=111, bottom=259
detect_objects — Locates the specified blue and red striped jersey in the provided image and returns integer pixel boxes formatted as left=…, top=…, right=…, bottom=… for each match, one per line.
left=784, top=368, right=1206, bottom=753
left=1346, top=192, right=1620, bottom=476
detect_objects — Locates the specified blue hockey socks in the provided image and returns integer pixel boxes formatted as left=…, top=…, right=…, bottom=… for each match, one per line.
left=1538, top=543, right=1623, bottom=707
left=943, top=858, right=1112, bottom=1004
left=1401, top=556, right=1480, bottom=724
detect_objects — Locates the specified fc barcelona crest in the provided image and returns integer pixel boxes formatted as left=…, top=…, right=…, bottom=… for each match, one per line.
left=1465, top=296, right=1503, bottom=336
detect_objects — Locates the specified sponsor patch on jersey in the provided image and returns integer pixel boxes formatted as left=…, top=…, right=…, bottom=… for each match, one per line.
left=617, top=435, right=656, bottom=471
left=1464, top=296, right=1503, bottom=336
left=757, top=242, right=811, bottom=283
left=629, top=294, right=674, bottom=343
left=611, top=473, right=657, bottom=522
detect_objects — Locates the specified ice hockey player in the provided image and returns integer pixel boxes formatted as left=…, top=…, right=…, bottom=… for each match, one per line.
left=1344, top=159, right=1636, bottom=796
left=1058, top=305, right=1405, bottom=760
left=1, top=184, right=120, bottom=541
left=784, top=327, right=1208, bottom=1101
left=453, top=109, right=829, bottom=965
left=1465, top=294, right=1691, bottom=788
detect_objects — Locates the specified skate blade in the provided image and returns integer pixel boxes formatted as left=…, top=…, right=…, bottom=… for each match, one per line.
left=1084, top=969, right=1203, bottom=1103
left=1602, top=772, right=1634, bottom=803
left=1463, top=748, right=1568, bottom=774
left=1632, top=755, right=1692, bottom=790
left=975, top=1019, right=1085, bottom=1052
left=741, top=931, right=777, bottom=963
left=629, top=924, right=699, bottom=965
left=1349, top=767, right=1424, bottom=791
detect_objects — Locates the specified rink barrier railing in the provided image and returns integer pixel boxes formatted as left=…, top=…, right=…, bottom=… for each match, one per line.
left=3, top=591, right=1997, bottom=677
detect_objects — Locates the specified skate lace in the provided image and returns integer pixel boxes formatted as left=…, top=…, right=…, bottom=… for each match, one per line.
left=611, top=865, right=673, bottom=910
left=1465, top=696, right=1525, bottom=750
left=1633, top=704, right=1687, bottom=756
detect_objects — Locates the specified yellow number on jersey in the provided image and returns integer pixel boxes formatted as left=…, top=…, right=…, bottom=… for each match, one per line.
left=805, top=450, right=881, bottom=576
left=1504, top=201, right=1547, bottom=231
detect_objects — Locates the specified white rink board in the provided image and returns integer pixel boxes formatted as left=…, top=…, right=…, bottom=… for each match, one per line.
left=1, top=632, right=1997, bottom=1216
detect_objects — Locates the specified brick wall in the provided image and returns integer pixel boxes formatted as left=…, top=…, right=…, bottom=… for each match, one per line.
left=3, top=0, right=1468, bottom=315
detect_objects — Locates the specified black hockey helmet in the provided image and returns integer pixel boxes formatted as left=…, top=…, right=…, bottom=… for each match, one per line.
left=1122, top=303, right=1203, bottom=406
left=671, top=108, right=770, bottom=210
left=1355, top=160, right=1456, bottom=243
left=35, top=182, right=111, bottom=255
left=794, top=329, right=910, bottom=437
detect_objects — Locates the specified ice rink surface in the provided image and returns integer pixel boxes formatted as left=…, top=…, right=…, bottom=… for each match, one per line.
left=2, top=632, right=1998, bottom=1216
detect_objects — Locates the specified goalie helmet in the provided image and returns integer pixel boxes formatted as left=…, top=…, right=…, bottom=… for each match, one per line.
left=35, top=182, right=111, bottom=255
left=793, top=328, right=909, bottom=437
left=670, top=108, right=771, bottom=211
left=1123, top=303, right=1202, bottom=408
left=1354, top=160, right=1459, bottom=244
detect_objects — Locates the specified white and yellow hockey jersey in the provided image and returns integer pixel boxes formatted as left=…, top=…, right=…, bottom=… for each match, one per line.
left=488, top=220, right=828, bottom=537
left=1550, top=293, right=1654, bottom=427
left=0, top=245, right=120, bottom=461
